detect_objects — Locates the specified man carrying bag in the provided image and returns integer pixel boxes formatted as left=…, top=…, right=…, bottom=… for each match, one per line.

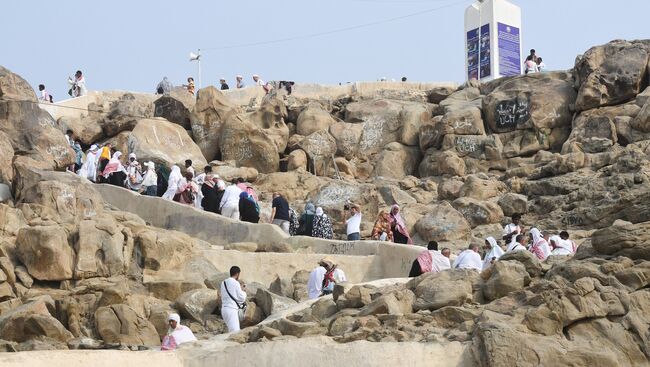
left=221, top=266, right=247, bottom=332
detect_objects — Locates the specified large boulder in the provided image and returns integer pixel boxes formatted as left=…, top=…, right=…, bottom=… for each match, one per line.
left=174, top=288, right=220, bottom=323
left=255, top=288, right=298, bottom=318
left=0, top=300, right=73, bottom=343
left=57, top=114, right=105, bottom=146
left=0, top=131, right=13, bottom=183
left=154, top=96, right=192, bottom=129
left=591, top=220, right=650, bottom=260
left=498, top=250, right=543, bottom=277
left=483, top=72, right=576, bottom=133
left=373, top=142, right=422, bottom=179
left=574, top=40, right=650, bottom=111
left=94, top=304, right=160, bottom=346
left=296, top=103, right=337, bottom=136
left=482, top=260, right=531, bottom=301
left=220, top=114, right=279, bottom=173
left=127, top=117, right=207, bottom=170
left=0, top=65, right=36, bottom=101
left=74, top=217, right=131, bottom=279
left=16, top=226, right=74, bottom=281
left=248, top=97, right=290, bottom=153
left=441, top=134, right=503, bottom=161
left=358, top=289, right=415, bottom=316
left=414, top=202, right=471, bottom=241
left=459, top=176, right=508, bottom=200
left=100, top=93, right=155, bottom=137
left=190, top=86, right=236, bottom=161
left=419, top=149, right=466, bottom=177
left=297, top=130, right=337, bottom=164
left=562, top=103, right=639, bottom=153
left=452, top=197, right=504, bottom=227
left=329, top=121, right=363, bottom=159
left=407, top=269, right=479, bottom=311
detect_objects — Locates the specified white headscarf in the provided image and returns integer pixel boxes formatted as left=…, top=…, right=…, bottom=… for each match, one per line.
left=168, top=313, right=181, bottom=324
left=165, top=313, right=197, bottom=345
left=315, top=207, right=324, bottom=216
left=529, top=227, right=551, bottom=260
left=483, top=236, right=505, bottom=270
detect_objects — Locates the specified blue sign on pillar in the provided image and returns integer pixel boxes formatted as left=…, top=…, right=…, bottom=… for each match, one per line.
left=467, top=24, right=491, bottom=80
left=498, top=22, right=521, bottom=76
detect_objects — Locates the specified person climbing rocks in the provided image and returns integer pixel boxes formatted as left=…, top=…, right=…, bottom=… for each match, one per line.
left=221, top=266, right=247, bottom=332
left=271, top=192, right=291, bottom=234
left=220, top=180, right=243, bottom=219
left=239, top=191, right=260, bottom=223
left=220, top=78, right=229, bottom=90
left=297, top=203, right=316, bottom=236
left=312, top=207, right=334, bottom=239
left=140, top=161, right=158, bottom=196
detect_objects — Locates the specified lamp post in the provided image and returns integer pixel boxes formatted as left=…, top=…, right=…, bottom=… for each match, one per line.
left=189, top=49, right=202, bottom=89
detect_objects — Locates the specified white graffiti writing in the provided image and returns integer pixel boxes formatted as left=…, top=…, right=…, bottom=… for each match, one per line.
left=455, top=136, right=479, bottom=153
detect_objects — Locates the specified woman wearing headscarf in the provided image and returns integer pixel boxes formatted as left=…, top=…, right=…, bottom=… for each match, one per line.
left=161, top=313, right=197, bottom=351
left=550, top=235, right=573, bottom=256
left=71, top=140, right=83, bottom=173
left=140, top=161, right=158, bottom=196
left=298, top=203, right=316, bottom=236
left=78, top=144, right=99, bottom=182
left=529, top=228, right=551, bottom=261
left=312, top=207, right=334, bottom=239
left=371, top=210, right=393, bottom=241
left=201, top=174, right=219, bottom=214
left=175, top=172, right=199, bottom=205
left=162, top=165, right=182, bottom=200
left=125, top=153, right=143, bottom=191
left=482, top=236, right=505, bottom=270
left=389, top=205, right=413, bottom=244
left=101, top=151, right=127, bottom=187
left=239, top=192, right=260, bottom=223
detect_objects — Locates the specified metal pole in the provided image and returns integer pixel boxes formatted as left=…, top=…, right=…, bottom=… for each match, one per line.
left=197, top=49, right=202, bottom=89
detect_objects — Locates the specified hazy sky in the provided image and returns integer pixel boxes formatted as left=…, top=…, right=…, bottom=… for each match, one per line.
left=3, top=0, right=649, bottom=100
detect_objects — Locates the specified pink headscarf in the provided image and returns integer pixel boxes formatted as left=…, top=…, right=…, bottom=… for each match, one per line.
left=390, top=204, right=413, bottom=244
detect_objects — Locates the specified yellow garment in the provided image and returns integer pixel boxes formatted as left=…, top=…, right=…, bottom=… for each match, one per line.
left=100, top=147, right=111, bottom=160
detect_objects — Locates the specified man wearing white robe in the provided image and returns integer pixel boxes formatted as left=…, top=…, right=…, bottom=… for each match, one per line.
left=502, top=213, right=523, bottom=247
left=550, top=235, right=574, bottom=256
left=506, top=234, right=528, bottom=252
left=78, top=144, right=99, bottom=182
left=220, top=266, right=247, bottom=332
left=220, top=183, right=243, bottom=219
left=453, top=244, right=483, bottom=271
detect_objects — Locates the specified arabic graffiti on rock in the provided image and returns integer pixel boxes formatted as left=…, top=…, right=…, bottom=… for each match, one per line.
left=495, top=98, right=530, bottom=129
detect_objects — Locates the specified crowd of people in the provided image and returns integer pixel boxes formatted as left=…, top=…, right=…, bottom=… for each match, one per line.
left=155, top=74, right=293, bottom=97
left=409, top=213, right=578, bottom=277
left=524, top=48, right=546, bottom=74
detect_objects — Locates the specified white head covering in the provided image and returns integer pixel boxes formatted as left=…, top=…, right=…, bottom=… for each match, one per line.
left=315, top=207, right=324, bottom=216
left=252, top=74, right=259, bottom=78
left=236, top=75, right=243, bottom=79
left=89, top=144, right=98, bottom=152
left=145, top=161, right=155, bottom=170
left=483, top=236, right=505, bottom=270
left=112, top=151, right=122, bottom=160
left=530, top=228, right=543, bottom=245
left=168, top=313, right=181, bottom=324
left=129, top=153, right=136, bottom=160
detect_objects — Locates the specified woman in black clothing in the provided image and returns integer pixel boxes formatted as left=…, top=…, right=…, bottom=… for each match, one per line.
left=239, top=192, right=259, bottom=223
left=201, top=176, right=220, bottom=214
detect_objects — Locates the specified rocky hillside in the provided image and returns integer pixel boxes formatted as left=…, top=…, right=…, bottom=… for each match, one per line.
left=0, top=39, right=648, bottom=366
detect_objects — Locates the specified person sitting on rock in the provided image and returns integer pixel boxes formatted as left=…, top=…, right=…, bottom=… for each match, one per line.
left=560, top=231, right=577, bottom=253
left=125, top=153, right=143, bottom=191
left=371, top=210, right=393, bottom=241
left=220, top=78, right=230, bottom=90
left=297, top=203, right=316, bottom=236
left=161, top=313, right=197, bottom=351
left=101, top=151, right=127, bottom=187
left=307, top=258, right=346, bottom=299
left=502, top=213, right=524, bottom=248
left=221, top=266, right=247, bottom=332
left=482, top=237, right=505, bottom=270
left=409, top=241, right=451, bottom=277
left=506, top=234, right=527, bottom=252
left=452, top=243, right=483, bottom=271
left=528, top=228, right=551, bottom=261
left=550, top=232, right=575, bottom=256
left=441, top=247, right=451, bottom=258
left=175, top=172, right=199, bottom=205
left=156, top=77, right=172, bottom=95
left=184, top=77, right=195, bottom=96
left=239, top=192, right=260, bottom=223
left=312, top=207, right=334, bottom=239
left=388, top=204, right=412, bottom=244
left=220, top=180, right=243, bottom=219
left=140, top=161, right=158, bottom=196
